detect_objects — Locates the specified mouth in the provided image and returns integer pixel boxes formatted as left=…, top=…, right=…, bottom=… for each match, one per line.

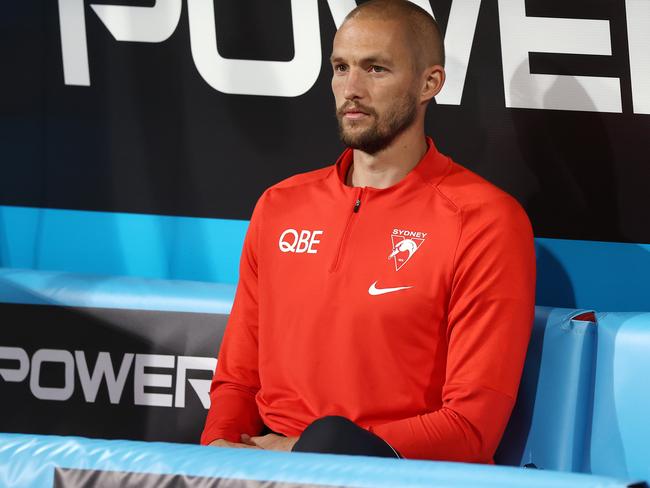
left=339, top=102, right=372, bottom=121
left=343, top=111, right=369, bottom=120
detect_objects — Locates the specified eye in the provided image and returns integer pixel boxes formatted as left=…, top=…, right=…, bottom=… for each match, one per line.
left=333, top=64, right=348, bottom=73
left=369, top=65, right=386, bottom=73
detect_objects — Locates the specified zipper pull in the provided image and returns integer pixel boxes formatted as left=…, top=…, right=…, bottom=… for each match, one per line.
left=353, top=198, right=361, bottom=213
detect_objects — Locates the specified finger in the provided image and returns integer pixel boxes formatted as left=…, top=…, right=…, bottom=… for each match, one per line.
left=238, top=444, right=261, bottom=449
left=231, top=442, right=261, bottom=449
left=249, top=435, right=270, bottom=443
left=249, top=436, right=272, bottom=449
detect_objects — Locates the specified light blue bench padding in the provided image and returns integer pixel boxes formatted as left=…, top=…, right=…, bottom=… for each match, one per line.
left=0, top=433, right=635, bottom=488
left=0, top=205, right=249, bottom=284
left=0, top=268, right=235, bottom=314
left=498, top=308, right=650, bottom=483
left=496, top=307, right=597, bottom=472
left=2, top=205, right=650, bottom=311
left=590, top=312, right=650, bottom=482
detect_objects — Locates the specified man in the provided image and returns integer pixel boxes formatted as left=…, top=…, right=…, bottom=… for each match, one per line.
left=201, top=0, right=535, bottom=462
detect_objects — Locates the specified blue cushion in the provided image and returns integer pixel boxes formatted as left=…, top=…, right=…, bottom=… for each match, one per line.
left=496, top=306, right=597, bottom=472
left=0, top=267, right=235, bottom=313
left=590, top=312, right=650, bottom=481
left=0, top=433, right=635, bottom=488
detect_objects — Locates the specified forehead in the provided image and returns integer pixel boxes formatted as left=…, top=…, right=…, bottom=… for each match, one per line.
left=331, top=17, right=412, bottom=63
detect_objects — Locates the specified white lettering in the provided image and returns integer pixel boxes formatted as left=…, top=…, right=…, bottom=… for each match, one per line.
left=55, top=0, right=650, bottom=112
left=174, top=356, right=216, bottom=408
left=1, top=347, right=214, bottom=408
left=498, top=0, right=621, bottom=113
left=626, top=0, right=650, bottom=115
left=392, top=229, right=428, bottom=239
left=308, top=230, right=323, bottom=254
left=279, top=229, right=323, bottom=253
left=75, top=351, right=134, bottom=404
left=134, top=354, right=174, bottom=407
left=57, top=0, right=90, bottom=86
left=90, top=0, right=181, bottom=43
left=295, top=230, right=312, bottom=253
left=326, top=0, right=357, bottom=29
left=188, top=0, right=322, bottom=97
left=30, top=349, right=75, bottom=401
left=436, top=0, right=482, bottom=106
left=0, top=346, right=29, bottom=382
left=279, top=229, right=299, bottom=252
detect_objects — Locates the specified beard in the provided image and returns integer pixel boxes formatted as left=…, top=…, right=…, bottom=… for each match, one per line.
left=336, top=92, right=418, bottom=154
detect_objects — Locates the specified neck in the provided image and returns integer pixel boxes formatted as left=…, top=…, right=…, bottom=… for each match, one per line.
left=346, top=124, right=428, bottom=189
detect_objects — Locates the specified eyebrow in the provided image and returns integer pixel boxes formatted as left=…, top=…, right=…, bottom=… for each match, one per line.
left=330, top=54, right=393, bottom=66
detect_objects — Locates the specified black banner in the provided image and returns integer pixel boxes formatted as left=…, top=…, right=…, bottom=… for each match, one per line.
left=1, top=0, right=649, bottom=243
left=0, top=303, right=226, bottom=443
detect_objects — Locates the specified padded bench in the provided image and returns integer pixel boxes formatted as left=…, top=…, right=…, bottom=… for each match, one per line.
left=0, top=268, right=648, bottom=483
left=0, top=432, right=641, bottom=488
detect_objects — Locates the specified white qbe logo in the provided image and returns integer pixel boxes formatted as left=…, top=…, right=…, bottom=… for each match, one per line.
left=279, top=229, right=323, bottom=254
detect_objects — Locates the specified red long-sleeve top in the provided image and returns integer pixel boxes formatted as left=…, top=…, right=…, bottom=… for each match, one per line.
left=201, top=139, right=536, bottom=462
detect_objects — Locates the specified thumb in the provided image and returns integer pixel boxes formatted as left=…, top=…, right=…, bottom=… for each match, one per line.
left=240, top=433, right=255, bottom=445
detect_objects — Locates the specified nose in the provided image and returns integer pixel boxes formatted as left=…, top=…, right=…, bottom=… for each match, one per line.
left=343, top=67, right=365, bottom=100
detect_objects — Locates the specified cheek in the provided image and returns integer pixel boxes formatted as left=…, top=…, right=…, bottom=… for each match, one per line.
left=331, top=81, right=346, bottom=109
left=378, top=84, right=412, bottom=109
left=331, top=77, right=343, bottom=98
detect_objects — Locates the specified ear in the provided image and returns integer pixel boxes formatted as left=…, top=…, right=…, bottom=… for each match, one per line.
left=420, top=65, right=445, bottom=103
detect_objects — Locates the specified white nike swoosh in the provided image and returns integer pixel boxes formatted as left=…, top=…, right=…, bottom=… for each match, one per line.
left=368, top=281, right=414, bottom=296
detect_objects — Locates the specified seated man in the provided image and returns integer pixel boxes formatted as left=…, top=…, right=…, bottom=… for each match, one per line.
left=201, top=0, right=535, bottom=462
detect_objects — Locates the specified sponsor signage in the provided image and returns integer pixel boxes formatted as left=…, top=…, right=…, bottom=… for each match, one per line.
left=0, top=347, right=214, bottom=408
left=0, top=303, right=227, bottom=443
left=57, top=0, right=650, bottom=114
left=1, top=0, right=649, bottom=242
left=279, top=229, right=324, bottom=254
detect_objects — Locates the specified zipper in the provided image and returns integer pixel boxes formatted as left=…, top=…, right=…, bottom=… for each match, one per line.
left=353, top=197, right=361, bottom=213
left=330, top=187, right=364, bottom=272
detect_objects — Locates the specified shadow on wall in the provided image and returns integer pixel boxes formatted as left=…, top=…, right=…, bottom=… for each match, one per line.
left=506, top=60, right=650, bottom=312
left=509, top=60, right=623, bottom=243
left=535, top=241, right=576, bottom=309
left=535, top=238, right=650, bottom=312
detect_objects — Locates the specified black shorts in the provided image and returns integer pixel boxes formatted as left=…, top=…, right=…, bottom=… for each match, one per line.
left=262, top=416, right=401, bottom=459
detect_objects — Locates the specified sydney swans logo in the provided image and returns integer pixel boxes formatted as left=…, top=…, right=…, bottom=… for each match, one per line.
left=389, top=229, right=426, bottom=271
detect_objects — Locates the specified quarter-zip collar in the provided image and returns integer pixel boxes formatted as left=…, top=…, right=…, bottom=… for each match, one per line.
left=333, top=136, right=451, bottom=193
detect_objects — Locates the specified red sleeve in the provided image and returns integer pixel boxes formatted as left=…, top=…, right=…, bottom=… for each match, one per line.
left=371, top=196, right=536, bottom=461
left=200, top=196, right=265, bottom=445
